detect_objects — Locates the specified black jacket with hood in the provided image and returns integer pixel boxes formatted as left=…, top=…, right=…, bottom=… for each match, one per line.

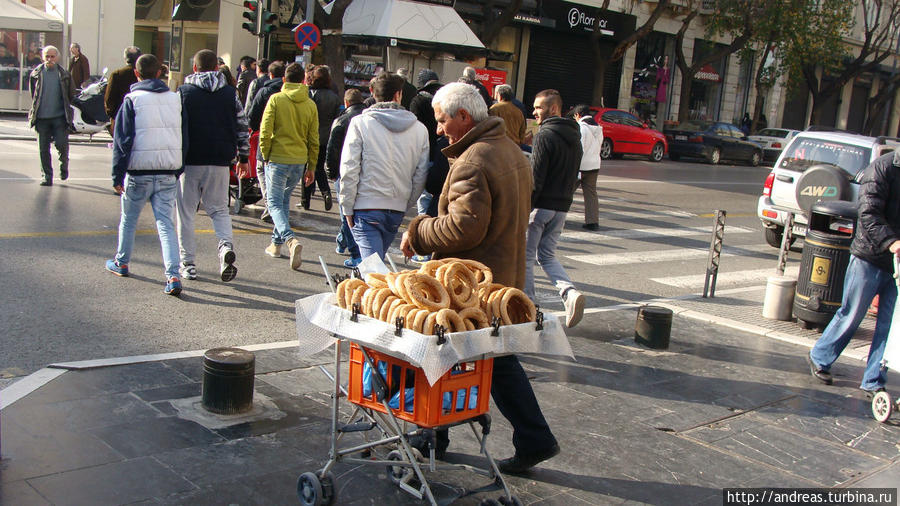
left=247, top=77, right=283, bottom=132
left=851, top=150, right=900, bottom=272
left=530, top=116, right=583, bottom=212
left=325, top=102, right=366, bottom=179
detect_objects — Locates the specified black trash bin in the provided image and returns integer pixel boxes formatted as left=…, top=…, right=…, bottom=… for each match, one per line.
left=793, top=200, right=858, bottom=330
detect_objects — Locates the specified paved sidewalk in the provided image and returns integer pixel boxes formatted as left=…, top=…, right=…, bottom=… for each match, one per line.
left=2, top=302, right=898, bottom=505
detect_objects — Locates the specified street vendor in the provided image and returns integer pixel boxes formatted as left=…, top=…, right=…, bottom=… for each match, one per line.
left=400, top=82, right=560, bottom=474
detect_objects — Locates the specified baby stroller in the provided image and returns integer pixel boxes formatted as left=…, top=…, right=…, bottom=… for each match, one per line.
left=229, top=131, right=263, bottom=214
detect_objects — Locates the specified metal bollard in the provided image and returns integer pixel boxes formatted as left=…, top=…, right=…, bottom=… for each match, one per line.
left=635, top=306, right=673, bottom=349
left=703, top=210, right=727, bottom=298
left=202, top=347, right=255, bottom=415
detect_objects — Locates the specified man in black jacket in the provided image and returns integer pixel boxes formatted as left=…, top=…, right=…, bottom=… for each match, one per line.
left=246, top=61, right=285, bottom=219
left=235, top=55, right=256, bottom=104
left=808, top=151, right=900, bottom=394
left=526, top=89, right=585, bottom=328
left=104, top=46, right=141, bottom=132
left=326, top=88, right=366, bottom=265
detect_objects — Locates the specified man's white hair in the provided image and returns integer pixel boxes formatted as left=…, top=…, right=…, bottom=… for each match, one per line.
left=432, top=82, right=488, bottom=122
left=42, top=45, right=59, bottom=58
left=462, top=66, right=477, bottom=80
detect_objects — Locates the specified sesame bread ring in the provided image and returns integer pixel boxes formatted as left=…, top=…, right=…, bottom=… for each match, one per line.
left=389, top=303, right=415, bottom=326
left=458, top=259, right=493, bottom=287
left=361, top=288, right=378, bottom=317
left=410, top=308, right=429, bottom=332
left=488, top=287, right=511, bottom=322
left=378, top=296, right=400, bottom=322
left=422, top=312, right=438, bottom=336
left=437, top=261, right=479, bottom=310
left=365, top=272, right=388, bottom=289
left=479, top=283, right=505, bottom=313
left=337, top=278, right=366, bottom=309
left=371, top=288, right=394, bottom=316
left=458, top=307, right=489, bottom=330
left=436, top=308, right=465, bottom=333
left=385, top=271, right=400, bottom=296
left=404, top=273, right=450, bottom=311
left=418, top=259, right=447, bottom=277
left=335, top=279, right=351, bottom=308
left=394, top=272, right=414, bottom=303
left=384, top=298, right=406, bottom=323
left=499, top=287, right=536, bottom=325
left=349, top=285, right=367, bottom=312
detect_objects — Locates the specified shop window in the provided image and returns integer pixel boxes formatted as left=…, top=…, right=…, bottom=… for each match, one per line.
left=0, top=30, right=46, bottom=92
left=631, top=32, right=673, bottom=127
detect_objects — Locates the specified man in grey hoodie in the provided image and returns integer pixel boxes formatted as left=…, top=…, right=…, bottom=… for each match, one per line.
left=338, top=72, right=429, bottom=260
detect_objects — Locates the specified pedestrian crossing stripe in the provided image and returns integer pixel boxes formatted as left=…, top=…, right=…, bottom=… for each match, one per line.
left=650, top=265, right=801, bottom=288
left=567, top=244, right=772, bottom=266
left=561, top=225, right=754, bottom=242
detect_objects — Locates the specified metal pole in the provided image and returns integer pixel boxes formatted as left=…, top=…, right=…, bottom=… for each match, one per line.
left=775, top=213, right=794, bottom=276
left=304, top=0, right=315, bottom=67
left=702, top=210, right=726, bottom=298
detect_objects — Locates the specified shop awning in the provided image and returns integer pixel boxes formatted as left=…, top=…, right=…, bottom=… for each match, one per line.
left=343, top=0, right=485, bottom=49
left=0, top=0, right=63, bottom=32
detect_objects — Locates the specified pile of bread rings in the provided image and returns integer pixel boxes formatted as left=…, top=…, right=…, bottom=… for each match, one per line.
left=335, top=258, right=536, bottom=335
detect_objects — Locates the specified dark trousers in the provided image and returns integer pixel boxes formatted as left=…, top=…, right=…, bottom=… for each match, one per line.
left=436, top=355, right=557, bottom=456
left=302, top=148, right=331, bottom=200
left=35, top=116, right=69, bottom=180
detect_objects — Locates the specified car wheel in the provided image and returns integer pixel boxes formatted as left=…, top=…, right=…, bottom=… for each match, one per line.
left=649, top=142, right=664, bottom=162
left=708, top=147, right=721, bottom=165
left=749, top=150, right=761, bottom=167
left=764, top=227, right=796, bottom=248
left=600, top=138, right=613, bottom=160
left=669, top=153, right=680, bottom=161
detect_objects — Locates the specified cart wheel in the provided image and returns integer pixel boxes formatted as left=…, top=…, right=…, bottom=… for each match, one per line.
left=319, top=471, right=337, bottom=506
left=872, top=390, right=893, bottom=423
left=498, top=496, right=522, bottom=506
left=386, top=450, right=411, bottom=485
left=297, top=472, right=324, bottom=506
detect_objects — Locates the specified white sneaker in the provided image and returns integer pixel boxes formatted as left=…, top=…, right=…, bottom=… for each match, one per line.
left=180, top=263, right=197, bottom=280
left=563, top=289, right=585, bottom=328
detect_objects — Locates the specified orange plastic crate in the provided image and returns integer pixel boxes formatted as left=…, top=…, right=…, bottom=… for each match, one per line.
left=347, top=343, right=493, bottom=428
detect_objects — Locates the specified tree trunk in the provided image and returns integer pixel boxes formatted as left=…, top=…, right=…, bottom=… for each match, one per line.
left=862, top=75, right=900, bottom=135
left=750, top=43, right=774, bottom=134
left=592, top=44, right=613, bottom=106
left=322, top=32, right=344, bottom=95
left=677, top=72, right=694, bottom=123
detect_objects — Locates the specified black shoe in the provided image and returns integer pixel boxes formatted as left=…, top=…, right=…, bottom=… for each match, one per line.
left=497, top=443, right=560, bottom=474
left=806, top=354, right=833, bottom=385
left=39, top=178, right=52, bottom=186
left=299, top=195, right=311, bottom=210
left=582, top=223, right=599, bottom=231
left=260, top=208, right=272, bottom=223
left=323, top=190, right=333, bottom=211
left=60, top=170, right=68, bottom=181
left=861, top=387, right=886, bottom=399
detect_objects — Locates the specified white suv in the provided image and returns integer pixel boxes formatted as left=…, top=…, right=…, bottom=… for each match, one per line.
left=757, top=129, right=899, bottom=247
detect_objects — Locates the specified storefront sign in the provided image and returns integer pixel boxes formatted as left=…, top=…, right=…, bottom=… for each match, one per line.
left=475, top=68, right=507, bottom=95
left=695, top=63, right=722, bottom=82
left=537, top=0, right=636, bottom=42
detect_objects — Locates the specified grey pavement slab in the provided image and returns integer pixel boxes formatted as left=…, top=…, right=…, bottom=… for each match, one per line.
left=1, top=308, right=899, bottom=504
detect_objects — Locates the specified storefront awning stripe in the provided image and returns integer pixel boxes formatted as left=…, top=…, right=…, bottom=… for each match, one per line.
left=343, top=0, right=485, bottom=49
left=0, top=0, right=63, bottom=32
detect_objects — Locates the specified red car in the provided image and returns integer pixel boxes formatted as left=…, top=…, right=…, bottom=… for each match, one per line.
left=589, top=107, right=667, bottom=162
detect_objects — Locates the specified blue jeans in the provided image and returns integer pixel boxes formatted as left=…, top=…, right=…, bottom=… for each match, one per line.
left=334, top=179, right=360, bottom=258
left=265, top=162, right=304, bottom=245
left=115, top=174, right=180, bottom=279
left=525, top=208, right=575, bottom=300
left=350, top=209, right=404, bottom=260
left=810, top=255, right=898, bottom=390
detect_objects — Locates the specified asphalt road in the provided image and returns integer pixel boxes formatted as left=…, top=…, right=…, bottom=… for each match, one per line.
left=0, top=138, right=783, bottom=377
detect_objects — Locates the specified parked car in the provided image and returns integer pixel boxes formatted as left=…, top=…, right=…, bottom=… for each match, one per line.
left=664, top=120, right=764, bottom=165
left=757, top=130, right=900, bottom=247
left=748, top=128, right=800, bottom=163
left=589, top=107, right=667, bottom=162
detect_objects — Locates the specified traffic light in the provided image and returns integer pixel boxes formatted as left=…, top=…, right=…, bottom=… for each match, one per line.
left=242, top=0, right=259, bottom=35
left=260, top=9, right=278, bottom=35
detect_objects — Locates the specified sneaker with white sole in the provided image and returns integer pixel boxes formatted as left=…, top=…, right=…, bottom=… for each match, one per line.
left=563, top=289, right=585, bottom=328
left=180, top=262, right=197, bottom=280
left=219, top=245, right=237, bottom=282
left=286, top=237, right=302, bottom=270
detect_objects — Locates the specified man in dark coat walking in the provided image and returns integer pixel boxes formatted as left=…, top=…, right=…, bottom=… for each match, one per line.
left=104, top=46, right=141, bottom=132
left=29, top=45, right=75, bottom=186
left=326, top=88, right=366, bottom=266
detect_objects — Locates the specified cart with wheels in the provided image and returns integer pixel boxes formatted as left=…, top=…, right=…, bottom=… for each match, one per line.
left=292, top=257, right=573, bottom=505
left=871, top=257, right=900, bottom=423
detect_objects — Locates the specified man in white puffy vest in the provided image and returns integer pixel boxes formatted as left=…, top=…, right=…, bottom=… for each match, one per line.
left=105, top=54, right=185, bottom=296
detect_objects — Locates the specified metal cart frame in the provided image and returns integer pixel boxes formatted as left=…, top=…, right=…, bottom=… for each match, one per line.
left=294, top=258, right=521, bottom=506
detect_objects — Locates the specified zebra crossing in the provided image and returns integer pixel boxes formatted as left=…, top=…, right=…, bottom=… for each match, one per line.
left=560, top=196, right=791, bottom=292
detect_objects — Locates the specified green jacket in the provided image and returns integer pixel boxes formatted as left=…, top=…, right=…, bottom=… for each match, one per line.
left=259, top=81, right=319, bottom=166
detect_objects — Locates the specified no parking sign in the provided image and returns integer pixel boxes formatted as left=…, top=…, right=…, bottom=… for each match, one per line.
left=294, top=22, right=321, bottom=51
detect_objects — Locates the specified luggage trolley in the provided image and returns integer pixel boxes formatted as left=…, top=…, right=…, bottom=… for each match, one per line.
left=870, top=257, right=900, bottom=422
left=295, top=259, right=522, bottom=506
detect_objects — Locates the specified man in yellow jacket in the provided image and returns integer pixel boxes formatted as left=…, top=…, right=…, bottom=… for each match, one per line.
left=259, top=62, right=319, bottom=270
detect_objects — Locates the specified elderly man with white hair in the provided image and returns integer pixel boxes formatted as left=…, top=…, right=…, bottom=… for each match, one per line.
left=401, top=82, right=560, bottom=474
left=29, top=45, right=76, bottom=186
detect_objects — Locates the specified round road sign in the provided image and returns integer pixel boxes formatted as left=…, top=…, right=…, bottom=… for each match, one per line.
left=294, top=22, right=321, bottom=51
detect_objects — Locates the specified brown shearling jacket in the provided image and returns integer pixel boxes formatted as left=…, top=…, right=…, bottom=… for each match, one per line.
left=406, top=117, right=532, bottom=288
